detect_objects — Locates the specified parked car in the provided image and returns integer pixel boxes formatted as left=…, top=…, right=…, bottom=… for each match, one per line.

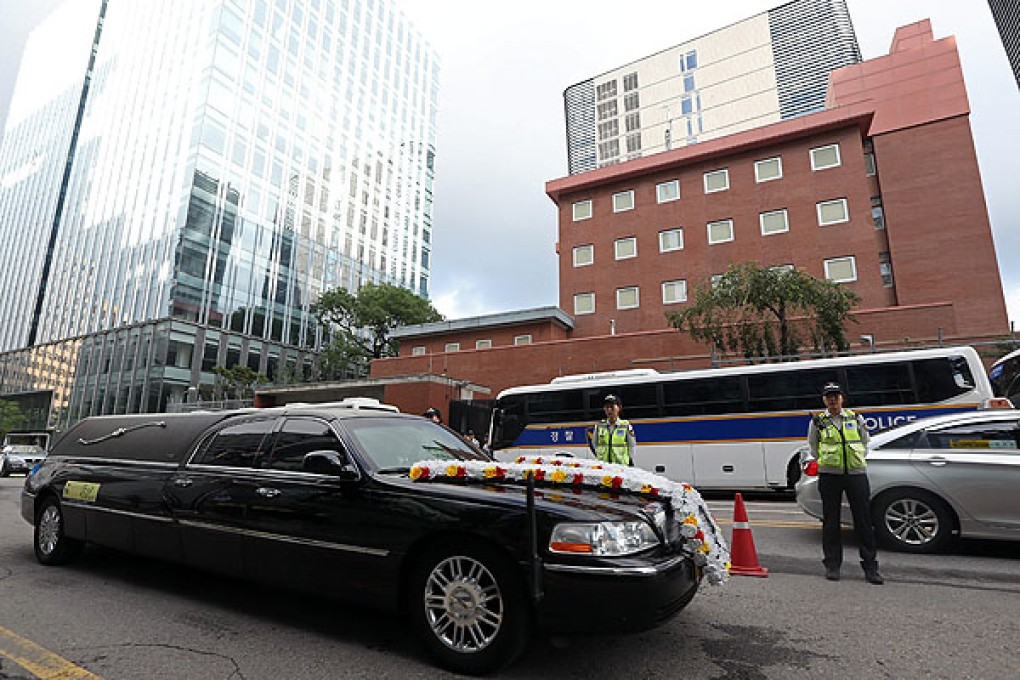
left=796, top=408, right=1020, bottom=553
left=22, top=399, right=726, bottom=674
left=0, top=443, right=47, bottom=477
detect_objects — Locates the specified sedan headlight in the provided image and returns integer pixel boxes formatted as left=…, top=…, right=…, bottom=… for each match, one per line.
left=549, top=521, right=660, bottom=556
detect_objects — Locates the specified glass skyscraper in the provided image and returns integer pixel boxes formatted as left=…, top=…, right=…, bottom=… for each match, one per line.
left=0, top=0, right=439, bottom=430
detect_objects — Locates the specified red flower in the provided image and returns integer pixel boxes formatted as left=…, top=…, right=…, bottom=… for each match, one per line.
left=610, top=476, right=623, bottom=489
left=572, top=473, right=585, bottom=485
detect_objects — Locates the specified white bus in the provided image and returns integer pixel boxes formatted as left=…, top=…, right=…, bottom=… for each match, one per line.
left=488, top=346, right=995, bottom=491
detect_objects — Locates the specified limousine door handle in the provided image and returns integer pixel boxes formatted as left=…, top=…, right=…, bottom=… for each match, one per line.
left=256, top=487, right=282, bottom=498
left=925, top=456, right=948, bottom=467
left=172, top=477, right=193, bottom=488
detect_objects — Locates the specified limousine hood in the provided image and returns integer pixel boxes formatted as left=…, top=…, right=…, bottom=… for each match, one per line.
left=382, top=457, right=730, bottom=584
left=378, top=470, right=659, bottom=522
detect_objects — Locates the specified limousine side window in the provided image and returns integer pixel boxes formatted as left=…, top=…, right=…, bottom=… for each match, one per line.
left=192, top=419, right=275, bottom=468
left=269, top=417, right=346, bottom=473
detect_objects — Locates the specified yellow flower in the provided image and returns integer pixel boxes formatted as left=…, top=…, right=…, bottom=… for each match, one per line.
left=601, top=475, right=614, bottom=487
left=551, top=469, right=567, bottom=483
left=409, top=466, right=423, bottom=480
left=682, top=514, right=699, bottom=525
left=699, top=542, right=711, bottom=553
left=446, top=464, right=460, bottom=477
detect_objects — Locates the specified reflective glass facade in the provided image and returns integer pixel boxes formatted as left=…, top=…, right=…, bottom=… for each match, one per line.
left=0, top=0, right=439, bottom=430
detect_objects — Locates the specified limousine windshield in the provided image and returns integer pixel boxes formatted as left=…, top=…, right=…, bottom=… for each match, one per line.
left=347, top=417, right=490, bottom=471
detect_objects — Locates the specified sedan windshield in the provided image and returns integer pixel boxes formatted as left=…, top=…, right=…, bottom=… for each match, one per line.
left=343, top=417, right=490, bottom=471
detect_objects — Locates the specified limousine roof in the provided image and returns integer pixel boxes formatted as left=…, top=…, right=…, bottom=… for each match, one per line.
left=50, top=399, right=404, bottom=464
left=51, top=412, right=237, bottom=464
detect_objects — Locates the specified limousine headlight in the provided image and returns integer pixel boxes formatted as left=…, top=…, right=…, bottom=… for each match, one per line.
left=549, top=521, right=659, bottom=556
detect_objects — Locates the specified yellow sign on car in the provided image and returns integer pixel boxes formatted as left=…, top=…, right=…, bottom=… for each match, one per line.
left=63, top=481, right=100, bottom=502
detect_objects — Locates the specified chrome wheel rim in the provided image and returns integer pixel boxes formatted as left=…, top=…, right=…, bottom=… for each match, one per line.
left=38, top=505, right=61, bottom=555
left=423, top=555, right=503, bottom=653
left=884, top=498, right=939, bottom=546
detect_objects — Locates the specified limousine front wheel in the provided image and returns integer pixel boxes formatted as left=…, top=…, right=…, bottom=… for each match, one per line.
left=411, top=542, right=530, bottom=674
left=34, top=497, right=83, bottom=566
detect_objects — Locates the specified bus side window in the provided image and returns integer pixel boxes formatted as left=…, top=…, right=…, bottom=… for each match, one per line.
left=914, top=358, right=973, bottom=402
left=747, top=369, right=839, bottom=412
left=662, top=378, right=743, bottom=417
left=845, top=362, right=913, bottom=406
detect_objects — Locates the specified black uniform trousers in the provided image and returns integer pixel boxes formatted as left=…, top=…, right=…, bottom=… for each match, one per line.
left=818, top=472, right=878, bottom=570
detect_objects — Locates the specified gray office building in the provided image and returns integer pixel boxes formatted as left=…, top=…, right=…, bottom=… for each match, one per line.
left=0, top=0, right=439, bottom=430
left=563, top=0, right=861, bottom=174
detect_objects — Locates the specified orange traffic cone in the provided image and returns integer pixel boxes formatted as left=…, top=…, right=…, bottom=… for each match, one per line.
left=729, top=492, right=769, bottom=577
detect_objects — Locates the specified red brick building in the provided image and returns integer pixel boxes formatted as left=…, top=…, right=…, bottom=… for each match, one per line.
left=371, top=21, right=1010, bottom=400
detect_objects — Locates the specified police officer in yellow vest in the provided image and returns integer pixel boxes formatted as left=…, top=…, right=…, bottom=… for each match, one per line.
left=589, top=394, right=636, bottom=466
left=808, top=382, right=884, bottom=585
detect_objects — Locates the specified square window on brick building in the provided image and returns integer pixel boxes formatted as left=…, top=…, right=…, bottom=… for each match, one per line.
left=755, top=157, right=783, bottom=182
left=810, top=144, right=841, bottom=170
left=662, top=279, right=687, bottom=304
left=612, top=190, right=635, bottom=212
left=659, top=228, right=684, bottom=252
left=514, top=334, right=532, bottom=346
left=759, top=209, right=789, bottom=235
left=703, top=168, right=729, bottom=193
left=574, top=292, right=595, bottom=315
left=657, top=179, right=680, bottom=203
left=707, top=219, right=734, bottom=244
left=573, top=244, right=594, bottom=267
left=572, top=199, right=592, bottom=221
left=475, top=339, right=492, bottom=350
left=616, top=286, right=640, bottom=309
left=412, top=346, right=426, bottom=356
left=615, top=236, right=637, bottom=260
left=817, top=198, right=849, bottom=226
left=444, top=342, right=461, bottom=352
left=824, top=256, right=857, bottom=283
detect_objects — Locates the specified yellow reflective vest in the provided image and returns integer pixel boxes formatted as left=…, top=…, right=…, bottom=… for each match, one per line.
left=815, top=409, right=867, bottom=473
left=593, top=419, right=634, bottom=466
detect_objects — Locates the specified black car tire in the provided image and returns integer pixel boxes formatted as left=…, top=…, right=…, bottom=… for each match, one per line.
left=410, top=541, right=531, bottom=675
left=872, top=488, right=955, bottom=554
left=0, top=458, right=8, bottom=477
left=34, top=496, right=84, bottom=566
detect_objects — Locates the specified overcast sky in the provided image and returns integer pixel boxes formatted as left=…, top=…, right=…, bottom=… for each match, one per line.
left=2, top=0, right=1018, bottom=331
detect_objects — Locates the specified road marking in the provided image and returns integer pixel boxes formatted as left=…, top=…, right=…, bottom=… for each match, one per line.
left=714, top=518, right=820, bottom=529
left=0, top=625, right=103, bottom=679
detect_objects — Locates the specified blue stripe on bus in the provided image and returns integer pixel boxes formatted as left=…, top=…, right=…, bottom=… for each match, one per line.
left=512, top=403, right=980, bottom=448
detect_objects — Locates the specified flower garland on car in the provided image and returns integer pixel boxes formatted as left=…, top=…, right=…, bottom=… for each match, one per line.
left=409, top=455, right=730, bottom=585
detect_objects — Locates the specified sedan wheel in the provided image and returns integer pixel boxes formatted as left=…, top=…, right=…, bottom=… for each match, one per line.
left=411, top=543, right=530, bottom=674
left=874, top=490, right=954, bottom=553
left=34, top=497, right=83, bottom=565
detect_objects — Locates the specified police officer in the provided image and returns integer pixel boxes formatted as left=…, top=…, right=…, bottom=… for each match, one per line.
left=808, top=382, right=884, bottom=585
left=589, top=394, right=636, bottom=466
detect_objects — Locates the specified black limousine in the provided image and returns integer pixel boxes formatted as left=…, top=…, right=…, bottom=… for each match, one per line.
left=22, top=399, right=727, bottom=674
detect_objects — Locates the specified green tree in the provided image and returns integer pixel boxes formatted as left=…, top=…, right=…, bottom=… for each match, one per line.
left=0, top=400, right=23, bottom=442
left=312, top=283, right=443, bottom=373
left=212, top=365, right=269, bottom=399
left=666, top=262, right=861, bottom=361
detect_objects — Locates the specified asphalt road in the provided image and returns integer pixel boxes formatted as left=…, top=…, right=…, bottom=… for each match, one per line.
left=2, top=476, right=1018, bottom=679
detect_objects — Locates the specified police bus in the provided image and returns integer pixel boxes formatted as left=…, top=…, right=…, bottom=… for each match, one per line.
left=488, top=346, right=995, bottom=491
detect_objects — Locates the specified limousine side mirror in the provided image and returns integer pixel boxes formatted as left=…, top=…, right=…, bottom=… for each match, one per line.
left=303, top=450, right=358, bottom=480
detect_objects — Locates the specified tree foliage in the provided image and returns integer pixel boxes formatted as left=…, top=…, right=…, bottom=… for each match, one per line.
left=312, top=283, right=443, bottom=369
left=666, top=262, right=861, bottom=360
left=212, top=365, right=269, bottom=399
left=0, top=400, right=23, bottom=441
